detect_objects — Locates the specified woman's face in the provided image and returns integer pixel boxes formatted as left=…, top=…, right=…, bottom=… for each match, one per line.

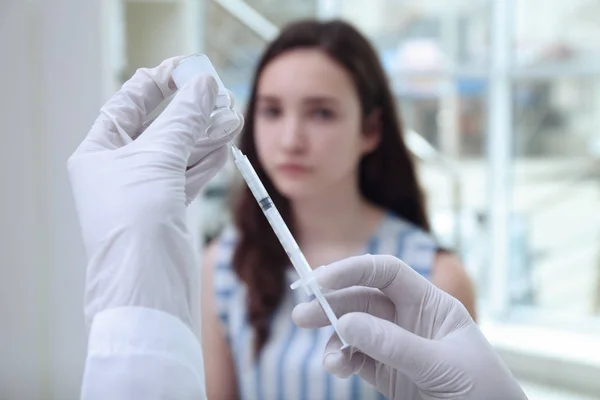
left=253, top=48, right=380, bottom=200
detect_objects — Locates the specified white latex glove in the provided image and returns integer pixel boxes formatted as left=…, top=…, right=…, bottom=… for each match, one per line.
left=292, top=254, right=527, bottom=400
left=68, top=56, right=241, bottom=331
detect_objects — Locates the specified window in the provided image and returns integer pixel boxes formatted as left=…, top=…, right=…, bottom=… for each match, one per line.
left=203, top=0, right=600, bottom=329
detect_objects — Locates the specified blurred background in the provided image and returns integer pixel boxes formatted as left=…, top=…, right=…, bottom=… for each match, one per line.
left=1, top=0, right=599, bottom=399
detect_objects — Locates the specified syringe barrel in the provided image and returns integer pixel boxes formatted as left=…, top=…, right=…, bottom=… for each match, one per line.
left=233, top=156, right=269, bottom=202
left=232, top=151, right=312, bottom=281
left=261, top=207, right=312, bottom=280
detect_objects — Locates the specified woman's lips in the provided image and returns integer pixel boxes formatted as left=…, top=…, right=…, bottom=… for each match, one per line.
left=277, top=163, right=311, bottom=175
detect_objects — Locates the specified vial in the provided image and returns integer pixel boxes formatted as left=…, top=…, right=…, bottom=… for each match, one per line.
left=171, top=54, right=241, bottom=142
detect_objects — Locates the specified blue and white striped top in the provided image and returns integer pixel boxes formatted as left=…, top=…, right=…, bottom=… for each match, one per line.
left=213, top=212, right=439, bottom=400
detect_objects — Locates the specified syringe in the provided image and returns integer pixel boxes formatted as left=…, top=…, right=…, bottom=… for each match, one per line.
left=171, top=54, right=348, bottom=349
left=230, top=145, right=349, bottom=349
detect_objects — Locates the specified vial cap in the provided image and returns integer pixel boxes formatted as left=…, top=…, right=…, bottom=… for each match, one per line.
left=171, top=54, right=229, bottom=106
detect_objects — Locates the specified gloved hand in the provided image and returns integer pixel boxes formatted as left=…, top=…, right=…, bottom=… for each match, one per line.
left=292, top=254, right=527, bottom=400
left=68, top=56, right=242, bottom=331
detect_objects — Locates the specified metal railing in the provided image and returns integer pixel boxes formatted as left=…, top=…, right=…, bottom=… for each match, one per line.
left=212, top=0, right=278, bottom=41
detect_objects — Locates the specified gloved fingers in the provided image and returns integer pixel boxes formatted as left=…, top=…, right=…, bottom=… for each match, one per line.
left=137, top=117, right=157, bottom=138
left=233, top=110, right=244, bottom=136
left=337, top=312, right=434, bottom=383
left=310, top=254, right=431, bottom=304
left=184, top=146, right=229, bottom=205
left=137, top=73, right=236, bottom=166
left=292, top=286, right=395, bottom=329
left=134, top=104, right=168, bottom=140
left=187, top=109, right=244, bottom=167
left=323, top=349, right=396, bottom=396
left=78, top=56, right=187, bottom=154
left=320, top=316, right=385, bottom=383
left=225, top=89, right=236, bottom=109
left=322, top=333, right=374, bottom=382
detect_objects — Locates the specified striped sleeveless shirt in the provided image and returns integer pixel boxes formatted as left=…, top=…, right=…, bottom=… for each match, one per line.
left=213, top=212, right=439, bottom=400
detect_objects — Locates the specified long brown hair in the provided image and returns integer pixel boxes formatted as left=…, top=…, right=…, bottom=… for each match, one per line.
left=230, top=19, right=430, bottom=355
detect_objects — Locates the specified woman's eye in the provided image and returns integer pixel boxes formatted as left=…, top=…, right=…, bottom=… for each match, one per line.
left=311, top=108, right=335, bottom=120
left=257, top=106, right=281, bottom=118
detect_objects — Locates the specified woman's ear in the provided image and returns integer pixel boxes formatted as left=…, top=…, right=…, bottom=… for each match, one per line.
left=361, top=108, right=382, bottom=154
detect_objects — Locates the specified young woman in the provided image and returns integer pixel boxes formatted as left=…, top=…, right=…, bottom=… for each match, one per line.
left=201, top=19, right=476, bottom=400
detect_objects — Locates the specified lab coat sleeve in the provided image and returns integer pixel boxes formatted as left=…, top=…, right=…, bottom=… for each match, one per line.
left=81, top=307, right=206, bottom=400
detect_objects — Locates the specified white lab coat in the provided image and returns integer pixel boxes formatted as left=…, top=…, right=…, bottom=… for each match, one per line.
left=81, top=307, right=206, bottom=400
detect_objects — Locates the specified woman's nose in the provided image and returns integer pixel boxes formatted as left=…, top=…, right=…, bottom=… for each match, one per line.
left=279, top=116, right=306, bottom=151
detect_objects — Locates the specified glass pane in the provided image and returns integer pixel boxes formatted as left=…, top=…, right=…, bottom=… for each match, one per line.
left=204, top=1, right=318, bottom=109
left=242, top=0, right=317, bottom=27
left=340, top=0, right=490, bottom=69
left=515, top=0, right=600, bottom=68
left=509, top=76, right=600, bottom=317
left=396, top=78, right=487, bottom=157
left=399, top=85, right=489, bottom=296
left=204, top=2, right=274, bottom=109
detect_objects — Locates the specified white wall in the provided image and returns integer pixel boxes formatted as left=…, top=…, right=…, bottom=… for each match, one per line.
left=0, top=2, right=45, bottom=399
left=1, top=1, right=105, bottom=398
left=40, top=1, right=107, bottom=398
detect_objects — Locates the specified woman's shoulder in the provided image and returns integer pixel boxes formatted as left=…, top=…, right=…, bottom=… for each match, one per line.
left=372, top=211, right=439, bottom=275
left=378, top=213, right=477, bottom=319
left=377, top=211, right=438, bottom=244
